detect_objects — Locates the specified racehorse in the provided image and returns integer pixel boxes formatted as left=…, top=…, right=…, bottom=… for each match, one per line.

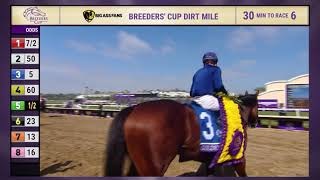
left=105, top=92, right=258, bottom=176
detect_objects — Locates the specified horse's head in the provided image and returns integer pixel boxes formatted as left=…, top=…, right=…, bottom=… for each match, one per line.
left=238, top=91, right=259, bottom=128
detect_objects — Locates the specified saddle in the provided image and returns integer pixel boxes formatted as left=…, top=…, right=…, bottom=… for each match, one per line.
left=187, top=96, right=246, bottom=168
left=188, top=102, right=222, bottom=152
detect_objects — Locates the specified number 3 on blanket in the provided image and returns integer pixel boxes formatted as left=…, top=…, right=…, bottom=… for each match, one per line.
left=200, top=112, right=214, bottom=140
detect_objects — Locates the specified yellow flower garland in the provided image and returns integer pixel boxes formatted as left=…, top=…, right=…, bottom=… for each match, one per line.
left=217, top=96, right=245, bottom=164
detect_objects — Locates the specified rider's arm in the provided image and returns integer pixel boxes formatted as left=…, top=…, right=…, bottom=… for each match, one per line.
left=213, top=67, right=228, bottom=94
left=190, top=75, right=196, bottom=97
left=217, top=85, right=228, bottom=95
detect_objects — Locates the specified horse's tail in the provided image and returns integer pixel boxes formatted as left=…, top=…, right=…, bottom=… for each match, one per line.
left=105, top=106, right=134, bottom=176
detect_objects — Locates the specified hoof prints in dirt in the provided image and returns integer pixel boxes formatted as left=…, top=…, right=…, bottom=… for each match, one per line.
left=40, top=161, right=81, bottom=176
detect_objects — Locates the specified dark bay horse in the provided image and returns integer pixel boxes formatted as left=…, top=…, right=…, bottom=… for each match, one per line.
left=105, top=93, right=258, bottom=176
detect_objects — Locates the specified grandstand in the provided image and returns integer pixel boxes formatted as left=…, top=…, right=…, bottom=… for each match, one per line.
left=258, top=74, right=309, bottom=109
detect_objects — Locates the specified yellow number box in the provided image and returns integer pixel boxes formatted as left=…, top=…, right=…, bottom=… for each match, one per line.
left=11, top=85, right=25, bottom=95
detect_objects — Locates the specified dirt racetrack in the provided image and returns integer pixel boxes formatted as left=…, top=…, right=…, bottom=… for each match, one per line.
left=40, top=113, right=309, bottom=177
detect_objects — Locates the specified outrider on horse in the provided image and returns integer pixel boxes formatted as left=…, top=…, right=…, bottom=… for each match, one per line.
left=105, top=52, right=259, bottom=176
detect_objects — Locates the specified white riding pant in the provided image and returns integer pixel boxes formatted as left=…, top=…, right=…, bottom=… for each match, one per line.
left=193, top=95, right=220, bottom=111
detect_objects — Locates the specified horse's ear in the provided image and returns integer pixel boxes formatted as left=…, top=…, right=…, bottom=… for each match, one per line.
left=255, top=90, right=260, bottom=96
left=245, top=91, right=248, bottom=95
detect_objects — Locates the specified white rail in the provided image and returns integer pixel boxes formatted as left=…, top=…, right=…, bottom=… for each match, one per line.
left=258, top=108, right=309, bottom=111
left=258, top=115, right=309, bottom=120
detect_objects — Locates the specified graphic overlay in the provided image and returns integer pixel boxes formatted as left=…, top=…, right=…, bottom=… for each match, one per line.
left=7, top=5, right=310, bottom=177
left=11, top=53, right=39, bottom=65
left=11, top=6, right=309, bottom=26
left=11, top=85, right=39, bottom=96
left=10, top=25, right=40, bottom=176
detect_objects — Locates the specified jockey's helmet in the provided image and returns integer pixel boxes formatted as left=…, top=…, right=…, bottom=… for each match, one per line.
left=202, top=52, right=218, bottom=64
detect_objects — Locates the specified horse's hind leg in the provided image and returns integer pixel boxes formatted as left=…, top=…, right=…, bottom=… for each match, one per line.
left=125, top=129, right=178, bottom=176
left=123, top=101, right=186, bottom=176
left=234, top=159, right=247, bottom=177
left=126, top=145, right=168, bottom=176
left=209, top=166, right=237, bottom=176
left=127, top=163, right=138, bottom=176
left=196, top=163, right=208, bottom=176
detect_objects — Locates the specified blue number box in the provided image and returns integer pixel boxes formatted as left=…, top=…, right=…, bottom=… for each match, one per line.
left=11, top=69, right=25, bottom=80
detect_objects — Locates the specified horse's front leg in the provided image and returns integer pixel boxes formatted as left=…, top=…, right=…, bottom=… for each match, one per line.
left=234, top=158, right=247, bottom=177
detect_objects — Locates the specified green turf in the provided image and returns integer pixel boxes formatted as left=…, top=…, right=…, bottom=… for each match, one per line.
left=303, top=121, right=309, bottom=129
left=260, top=119, right=279, bottom=127
left=258, top=111, right=309, bottom=117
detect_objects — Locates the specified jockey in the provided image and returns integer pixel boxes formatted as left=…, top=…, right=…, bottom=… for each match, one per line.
left=190, top=52, right=228, bottom=111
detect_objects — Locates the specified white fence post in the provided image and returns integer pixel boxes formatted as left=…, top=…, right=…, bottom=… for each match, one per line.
left=296, top=110, right=301, bottom=117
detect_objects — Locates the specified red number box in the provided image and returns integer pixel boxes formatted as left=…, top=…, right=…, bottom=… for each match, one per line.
left=11, top=38, right=25, bottom=49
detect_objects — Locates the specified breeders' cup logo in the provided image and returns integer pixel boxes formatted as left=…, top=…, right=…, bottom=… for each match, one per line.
left=229, top=130, right=243, bottom=157
left=23, top=7, right=48, bottom=24
left=83, top=10, right=95, bottom=23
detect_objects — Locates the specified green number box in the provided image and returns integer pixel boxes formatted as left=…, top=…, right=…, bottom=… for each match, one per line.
left=11, top=101, right=25, bottom=111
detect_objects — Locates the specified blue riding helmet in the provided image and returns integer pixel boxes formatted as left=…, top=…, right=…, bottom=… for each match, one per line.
left=202, top=52, right=218, bottom=63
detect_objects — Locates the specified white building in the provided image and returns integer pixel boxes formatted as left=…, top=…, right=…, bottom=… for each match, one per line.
left=258, top=74, right=309, bottom=108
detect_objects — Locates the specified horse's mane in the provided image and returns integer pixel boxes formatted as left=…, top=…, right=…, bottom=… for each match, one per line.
left=238, top=94, right=258, bottom=107
left=215, top=92, right=243, bottom=105
left=215, top=92, right=257, bottom=107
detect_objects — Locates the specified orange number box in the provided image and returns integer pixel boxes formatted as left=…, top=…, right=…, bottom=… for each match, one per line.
left=11, top=131, right=25, bottom=142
